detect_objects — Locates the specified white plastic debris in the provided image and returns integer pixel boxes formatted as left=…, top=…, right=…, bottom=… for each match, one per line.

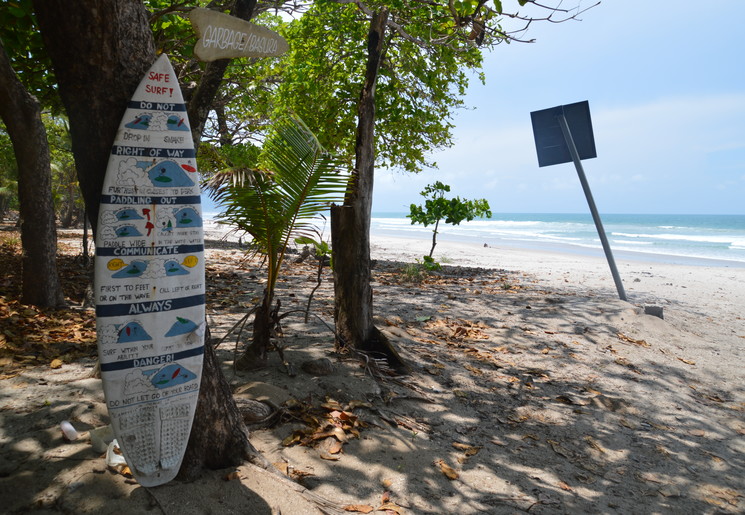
left=60, top=420, right=79, bottom=441
left=105, top=439, right=128, bottom=470
left=89, top=425, right=115, bottom=454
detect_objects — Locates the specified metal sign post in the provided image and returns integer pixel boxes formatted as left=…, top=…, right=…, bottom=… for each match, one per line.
left=530, top=101, right=627, bottom=301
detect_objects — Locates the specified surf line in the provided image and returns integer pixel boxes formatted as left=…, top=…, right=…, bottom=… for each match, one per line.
left=100, top=345, right=204, bottom=373
left=111, top=145, right=196, bottom=158
left=96, top=293, right=205, bottom=318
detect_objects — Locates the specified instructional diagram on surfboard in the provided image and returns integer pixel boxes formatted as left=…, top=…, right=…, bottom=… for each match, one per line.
left=95, top=54, right=204, bottom=486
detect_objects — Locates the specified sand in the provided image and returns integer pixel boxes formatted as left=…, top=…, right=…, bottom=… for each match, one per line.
left=1, top=226, right=743, bottom=514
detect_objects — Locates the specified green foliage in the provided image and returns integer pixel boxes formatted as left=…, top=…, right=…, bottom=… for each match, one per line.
left=409, top=181, right=492, bottom=227
left=418, top=254, right=442, bottom=271
left=295, top=235, right=331, bottom=260
left=0, top=0, right=61, bottom=111
left=408, top=181, right=492, bottom=258
left=271, top=1, right=487, bottom=173
left=207, top=117, right=348, bottom=298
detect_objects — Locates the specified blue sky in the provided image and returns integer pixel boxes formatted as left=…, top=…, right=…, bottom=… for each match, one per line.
left=372, top=0, right=745, bottom=215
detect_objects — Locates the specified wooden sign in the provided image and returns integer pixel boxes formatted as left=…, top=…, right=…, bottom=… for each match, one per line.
left=95, top=54, right=205, bottom=487
left=190, top=7, right=289, bottom=61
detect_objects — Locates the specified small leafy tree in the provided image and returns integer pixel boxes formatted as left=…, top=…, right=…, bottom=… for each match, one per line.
left=408, top=181, right=492, bottom=262
left=207, top=116, right=348, bottom=370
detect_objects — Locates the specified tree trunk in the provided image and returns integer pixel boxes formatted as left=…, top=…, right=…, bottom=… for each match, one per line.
left=429, top=218, right=440, bottom=258
left=0, top=39, right=65, bottom=308
left=33, top=0, right=256, bottom=477
left=33, top=0, right=156, bottom=234
left=178, top=330, right=262, bottom=480
left=331, top=10, right=406, bottom=372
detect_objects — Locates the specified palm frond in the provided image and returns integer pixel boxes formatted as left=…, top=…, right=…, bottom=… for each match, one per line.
left=210, top=116, right=349, bottom=295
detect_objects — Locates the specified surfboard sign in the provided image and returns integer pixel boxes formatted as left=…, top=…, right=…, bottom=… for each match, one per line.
left=189, top=7, right=289, bottom=61
left=95, top=54, right=205, bottom=487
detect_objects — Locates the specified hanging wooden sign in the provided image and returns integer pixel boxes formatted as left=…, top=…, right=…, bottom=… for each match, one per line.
left=95, top=54, right=205, bottom=487
left=190, top=7, right=289, bottom=61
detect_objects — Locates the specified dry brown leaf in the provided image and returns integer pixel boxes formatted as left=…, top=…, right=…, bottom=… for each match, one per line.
left=435, top=459, right=459, bottom=480
left=584, top=436, right=606, bottom=454
left=677, top=357, right=696, bottom=366
left=282, top=431, right=303, bottom=446
left=463, top=363, right=483, bottom=375
left=617, top=333, right=650, bottom=347
left=273, top=462, right=288, bottom=475
left=319, top=451, right=341, bottom=461
left=547, top=439, right=571, bottom=458
left=378, top=501, right=403, bottom=514
left=50, top=358, right=63, bottom=369
left=343, top=504, right=374, bottom=513
left=381, top=478, right=393, bottom=488
left=558, top=481, right=573, bottom=492
left=223, top=471, right=241, bottom=481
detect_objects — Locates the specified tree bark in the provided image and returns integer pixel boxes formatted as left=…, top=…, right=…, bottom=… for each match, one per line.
left=0, top=39, right=65, bottom=308
left=331, top=10, right=406, bottom=372
left=178, top=332, right=261, bottom=480
left=33, top=0, right=157, bottom=234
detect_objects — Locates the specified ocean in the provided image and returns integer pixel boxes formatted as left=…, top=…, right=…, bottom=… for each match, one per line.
left=370, top=213, right=745, bottom=267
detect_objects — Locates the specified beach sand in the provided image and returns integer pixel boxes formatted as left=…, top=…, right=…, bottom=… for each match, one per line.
left=1, top=226, right=743, bottom=513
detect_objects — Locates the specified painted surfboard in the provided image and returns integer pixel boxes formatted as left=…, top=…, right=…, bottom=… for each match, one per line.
left=95, top=54, right=205, bottom=487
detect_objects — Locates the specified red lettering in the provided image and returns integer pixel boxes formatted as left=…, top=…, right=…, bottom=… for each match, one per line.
left=144, top=84, right=174, bottom=97
left=147, top=72, right=169, bottom=82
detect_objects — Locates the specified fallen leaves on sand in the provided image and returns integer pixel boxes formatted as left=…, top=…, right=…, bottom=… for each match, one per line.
left=281, top=397, right=367, bottom=457
left=583, top=436, right=606, bottom=454
left=617, top=333, right=650, bottom=347
left=547, top=439, right=572, bottom=458
left=452, top=441, right=482, bottom=456
left=614, top=357, right=642, bottom=374
left=435, top=459, right=459, bottom=480
left=0, top=299, right=96, bottom=378
left=343, top=505, right=374, bottom=513
left=677, top=357, right=696, bottom=366
left=425, top=317, right=491, bottom=342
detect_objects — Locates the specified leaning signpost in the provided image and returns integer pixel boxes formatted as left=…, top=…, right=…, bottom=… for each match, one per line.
left=530, top=101, right=627, bottom=301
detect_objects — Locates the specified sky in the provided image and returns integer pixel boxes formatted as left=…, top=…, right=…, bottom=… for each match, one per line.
left=372, top=0, right=745, bottom=215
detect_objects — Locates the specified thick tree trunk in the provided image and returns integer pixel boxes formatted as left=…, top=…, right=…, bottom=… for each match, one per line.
left=33, top=0, right=255, bottom=477
left=331, top=10, right=406, bottom=372
left=33, top=0, right=157, bottom=234
left=0, top=40, right=65, bottom=308
left=178, top=331, right=262, bottom=480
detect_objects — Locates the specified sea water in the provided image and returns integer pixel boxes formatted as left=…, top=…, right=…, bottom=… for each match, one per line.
left=370, top=213, right=745, bottom=267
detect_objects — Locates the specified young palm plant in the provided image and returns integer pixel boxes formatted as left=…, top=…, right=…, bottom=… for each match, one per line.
left=207, top=117, right=348, bottom=370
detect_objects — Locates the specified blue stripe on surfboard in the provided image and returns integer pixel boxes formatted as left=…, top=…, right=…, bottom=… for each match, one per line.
left=100, top=345, right=204, bottom=372
left=96, top=293, right=205, bottom=318
left=127, top=100, right=188, bottom=111
left=100, top=195, right=202, bottom=206
left=95, top=244, right=204, bottom=257
left=111, top=145, right=196, bottom=158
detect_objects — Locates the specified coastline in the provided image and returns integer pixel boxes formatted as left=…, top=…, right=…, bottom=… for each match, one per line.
left=203, top=218, right=745, bottom=354
left=369, top=233, right=745, bottom=335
